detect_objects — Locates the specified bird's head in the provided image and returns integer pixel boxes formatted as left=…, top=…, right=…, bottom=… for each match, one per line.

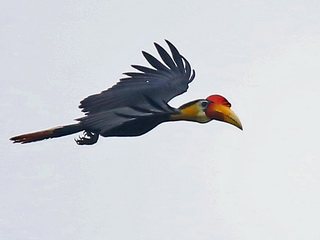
left=173, top=95, right=242, bottom=130
left=204, top=95, right=242, bottom=130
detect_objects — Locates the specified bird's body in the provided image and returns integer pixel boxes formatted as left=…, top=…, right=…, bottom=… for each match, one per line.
left=10, top=40, right=242, bottom=145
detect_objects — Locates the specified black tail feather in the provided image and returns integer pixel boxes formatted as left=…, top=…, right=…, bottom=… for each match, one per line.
left=10, top=123, right=83, bottom=144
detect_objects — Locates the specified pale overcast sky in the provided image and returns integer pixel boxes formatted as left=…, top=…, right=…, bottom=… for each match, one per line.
left=1, top=1, right=320, bottom=239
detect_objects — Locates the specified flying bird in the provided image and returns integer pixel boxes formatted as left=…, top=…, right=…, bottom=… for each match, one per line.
left=10, top=40, right=242, bottom=145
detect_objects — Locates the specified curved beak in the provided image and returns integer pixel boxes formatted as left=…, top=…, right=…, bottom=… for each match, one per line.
left=206, top=104, right=243, bottom=130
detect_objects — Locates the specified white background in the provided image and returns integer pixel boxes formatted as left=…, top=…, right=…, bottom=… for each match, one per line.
left=1, top=1, right=320, bottom=239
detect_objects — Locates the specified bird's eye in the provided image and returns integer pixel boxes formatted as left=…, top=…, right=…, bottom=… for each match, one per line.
left=200, top=101, right=208, bottom=109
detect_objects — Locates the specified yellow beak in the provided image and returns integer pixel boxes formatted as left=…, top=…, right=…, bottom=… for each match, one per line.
left=206, top=104, right=243, bottom=130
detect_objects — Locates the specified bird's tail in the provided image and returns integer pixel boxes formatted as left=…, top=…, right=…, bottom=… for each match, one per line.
left=10, top=123, right=83, bottom=144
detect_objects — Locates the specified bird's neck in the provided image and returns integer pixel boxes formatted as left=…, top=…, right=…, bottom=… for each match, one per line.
left=169, top=102, right=210, bottom=123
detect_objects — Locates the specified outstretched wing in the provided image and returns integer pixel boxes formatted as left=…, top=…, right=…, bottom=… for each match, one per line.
left=79, top=40, right=195, bottom=114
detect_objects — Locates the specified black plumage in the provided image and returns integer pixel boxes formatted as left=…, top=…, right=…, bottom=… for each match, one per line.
left=79, top=40, right=195, bottom=114
left=75, top=40, right=195, bottom=144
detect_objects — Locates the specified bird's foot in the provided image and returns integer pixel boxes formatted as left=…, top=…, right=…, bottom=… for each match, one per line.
left=75, top=131, right=99, bottom=145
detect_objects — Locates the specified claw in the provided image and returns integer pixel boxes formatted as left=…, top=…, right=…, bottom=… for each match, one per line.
left=75, top=131, right=99, bottom=145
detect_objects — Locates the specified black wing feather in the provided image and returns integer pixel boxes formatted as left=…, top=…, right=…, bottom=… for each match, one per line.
left=131, top=65, right=158, bottom=74
left=142, top=51, right=170, bottom=72
left=79, top=40, right=195, bottom=114
left=165, top=40, right=184, bottom=71
left=154, top=43, right=177, bottom=70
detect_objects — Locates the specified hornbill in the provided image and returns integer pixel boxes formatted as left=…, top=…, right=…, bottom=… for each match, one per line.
left=10, top=40, right=242, bottom=145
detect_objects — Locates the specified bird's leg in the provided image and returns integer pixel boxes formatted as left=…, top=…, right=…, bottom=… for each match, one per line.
left=75, top=131, right=99, bottom=145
